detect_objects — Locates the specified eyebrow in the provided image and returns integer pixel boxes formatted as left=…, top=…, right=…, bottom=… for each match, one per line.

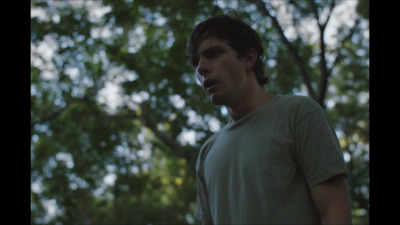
left=197, top=45, right=226, bottom=57
left=191, top=45, right=227, bottom=66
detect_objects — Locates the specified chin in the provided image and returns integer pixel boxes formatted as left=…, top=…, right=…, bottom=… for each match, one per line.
left=210, top=93, right=228, bottom=106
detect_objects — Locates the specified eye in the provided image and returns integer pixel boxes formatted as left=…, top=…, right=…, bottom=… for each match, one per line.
left=206, top=51, right=223, bottom=58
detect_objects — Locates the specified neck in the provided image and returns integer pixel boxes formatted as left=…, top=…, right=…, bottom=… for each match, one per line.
left=227, top=82, right=274, bottom=121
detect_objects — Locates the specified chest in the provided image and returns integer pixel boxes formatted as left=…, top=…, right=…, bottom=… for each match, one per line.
left=202, top=119, right=297, bottom=187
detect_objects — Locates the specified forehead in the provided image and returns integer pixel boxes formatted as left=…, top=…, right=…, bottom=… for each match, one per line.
left=195, top=37, right=231, bottom=56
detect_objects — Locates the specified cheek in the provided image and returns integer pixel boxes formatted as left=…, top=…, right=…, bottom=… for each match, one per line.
left=225, top=61, right=247, bottom=85
left=219, top=56, right=244, bottom=75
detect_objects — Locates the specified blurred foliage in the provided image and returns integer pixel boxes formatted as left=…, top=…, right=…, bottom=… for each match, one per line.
left=31, top=0, right=369, bottom=224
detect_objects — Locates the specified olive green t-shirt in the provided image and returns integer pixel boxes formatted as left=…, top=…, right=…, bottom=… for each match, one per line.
left=194, top=95, right=348, bottom=224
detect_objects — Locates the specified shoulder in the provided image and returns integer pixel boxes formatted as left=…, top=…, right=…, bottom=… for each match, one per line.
left=201, top=131, right=220, bottom=151
left=278, top=95, right=320, bottom=109
left=196, top=131, right=222, bottom=169
left=274, top=95, right=322, bottom=118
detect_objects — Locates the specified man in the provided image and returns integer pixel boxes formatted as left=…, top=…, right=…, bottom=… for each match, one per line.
left=187, top=14, right=352, bottom=224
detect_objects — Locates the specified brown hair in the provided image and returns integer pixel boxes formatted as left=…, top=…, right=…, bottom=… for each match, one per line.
left=187, top=13, right=268, bottom=86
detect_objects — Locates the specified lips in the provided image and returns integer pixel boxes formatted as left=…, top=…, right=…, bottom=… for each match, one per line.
left=203, top=79, right=219, bottom=92
left=203, top=79, right=219, bottom=89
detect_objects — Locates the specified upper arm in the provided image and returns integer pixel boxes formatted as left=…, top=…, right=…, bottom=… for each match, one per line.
left=194, top=147, right=214, bottom=224
left=310, top=174, right=352, bottom=224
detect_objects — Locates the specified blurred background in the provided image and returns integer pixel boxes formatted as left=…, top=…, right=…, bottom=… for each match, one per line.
left=31, top=0, right=369, bottom=224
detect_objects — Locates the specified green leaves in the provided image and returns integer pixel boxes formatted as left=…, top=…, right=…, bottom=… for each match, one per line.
left=31, top=0, right=369, bottom=224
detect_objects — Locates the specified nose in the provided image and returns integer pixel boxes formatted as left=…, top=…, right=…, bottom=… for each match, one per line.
left=196, top=58, right=212, bottom=78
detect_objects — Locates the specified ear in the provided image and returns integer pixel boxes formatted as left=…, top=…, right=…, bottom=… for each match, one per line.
left=244, top=48, right=258, bottom=70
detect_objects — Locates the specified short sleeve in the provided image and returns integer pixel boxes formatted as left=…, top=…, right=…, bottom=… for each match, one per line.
left=295, top=105, right=348, bottom=189
left=194, top=153, right=213, bottom=222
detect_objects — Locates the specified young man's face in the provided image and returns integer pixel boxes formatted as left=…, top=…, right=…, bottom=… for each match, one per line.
left=193, top=38, right=249, bottom=106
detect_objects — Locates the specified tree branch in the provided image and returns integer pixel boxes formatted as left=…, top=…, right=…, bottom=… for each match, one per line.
left=330, top=16, right=361, bottom=74
left=31, top=96, right=91, bottom=130
left=249, top=0, right=317, bottom=100
left=137, top=106, right=196, bottom=173
left=311, top=0, right=337, bottom=107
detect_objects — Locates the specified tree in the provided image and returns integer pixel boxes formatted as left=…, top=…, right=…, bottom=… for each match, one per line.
left=31, top=0, right=369, bottom=224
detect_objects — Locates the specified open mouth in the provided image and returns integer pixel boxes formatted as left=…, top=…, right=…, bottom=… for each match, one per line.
left=203, top=79, right=219, bottom=90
